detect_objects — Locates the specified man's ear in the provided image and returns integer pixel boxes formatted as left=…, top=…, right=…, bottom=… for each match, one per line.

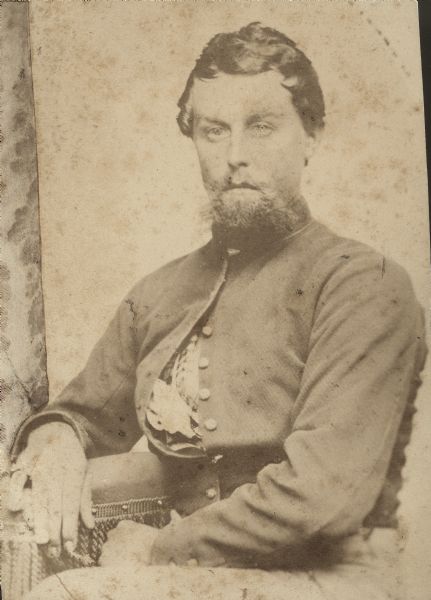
left=304, top=130, right=322, bottom=164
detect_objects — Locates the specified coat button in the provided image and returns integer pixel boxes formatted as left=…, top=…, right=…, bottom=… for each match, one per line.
left=199, top=388, right=211, bottom=401
left=202, top=325, right=213, bottom=337
left=198, top=357, right=209, bottom=369
left=204, top=418, right=217, bottom=431
left=205, top=487, right=217, bottom=500
left=186, top=558, right=199, bottom=567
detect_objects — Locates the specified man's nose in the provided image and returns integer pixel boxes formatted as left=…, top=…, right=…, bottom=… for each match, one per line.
left=227, top=132, right=249, bottom=170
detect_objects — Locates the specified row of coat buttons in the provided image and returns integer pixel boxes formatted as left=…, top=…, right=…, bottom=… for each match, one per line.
left=201, top=324, right=216, bottom=430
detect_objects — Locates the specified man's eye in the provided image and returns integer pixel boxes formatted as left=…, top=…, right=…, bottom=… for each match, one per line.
left=205, top=127, right=229, bottom=141
left=251, top=123, right=273, bottom=136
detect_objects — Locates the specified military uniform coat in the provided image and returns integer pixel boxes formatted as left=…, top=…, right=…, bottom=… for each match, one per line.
left=13, top=218, right=427, bottom=569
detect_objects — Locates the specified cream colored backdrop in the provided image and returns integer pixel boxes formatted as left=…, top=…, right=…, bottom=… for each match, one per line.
left=29, top=1, right=430, bottom=597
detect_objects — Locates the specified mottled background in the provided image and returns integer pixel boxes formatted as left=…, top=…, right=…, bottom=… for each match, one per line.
left=1, top=3, right=48, bottom=456
left=26, top=0, right=430, bottom=597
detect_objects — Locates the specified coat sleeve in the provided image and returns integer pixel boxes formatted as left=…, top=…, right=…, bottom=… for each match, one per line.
left=150, top=252, right=428, bottom=568
left=11, top=285, right=143, bottom=459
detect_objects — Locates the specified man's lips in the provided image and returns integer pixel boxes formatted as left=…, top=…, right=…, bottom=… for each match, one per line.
left=224, top=183, right=259, bottom=191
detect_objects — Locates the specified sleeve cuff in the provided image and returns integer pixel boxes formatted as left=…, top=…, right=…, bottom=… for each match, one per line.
left=10, top=410, right=92, bottom=461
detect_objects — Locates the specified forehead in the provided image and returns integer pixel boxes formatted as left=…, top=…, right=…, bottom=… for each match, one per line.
left=189, top=70, right=296, bottom=122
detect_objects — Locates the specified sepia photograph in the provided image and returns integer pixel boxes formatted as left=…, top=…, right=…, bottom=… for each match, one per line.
left=1, top=1, right=430, bottom=599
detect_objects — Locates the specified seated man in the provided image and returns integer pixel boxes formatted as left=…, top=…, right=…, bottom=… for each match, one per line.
left=7, top=22, right=427, bottom=600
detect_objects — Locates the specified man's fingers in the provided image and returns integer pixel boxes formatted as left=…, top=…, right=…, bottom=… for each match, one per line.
left=8, top=445, right=42, bottom=512
left=62, top=464, right=86, bottom=549
left=11, top=447, right=32, bottom=471
left=30, top=446, right=64, bottom=548
left=79, top=470, right=95, bottom=530
left=32, top=477, right=50, bottom=545
left=23, top=488, right=34, bottom=530
left=6, top=471, right=29, bottom=512
left=47, top=472, right=63, bottom=553
left=61, top=495, right=79, bottom=550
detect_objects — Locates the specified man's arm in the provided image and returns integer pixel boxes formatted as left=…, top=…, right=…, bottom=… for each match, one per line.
left=150, top=253, right=427, bottom=568
left=10, top=286, right=143, bottom=460
left=7, top=283, right=144, bottom=552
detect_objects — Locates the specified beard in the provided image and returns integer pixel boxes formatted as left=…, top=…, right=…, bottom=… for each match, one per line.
left=200, top=186, right=309, bottom=250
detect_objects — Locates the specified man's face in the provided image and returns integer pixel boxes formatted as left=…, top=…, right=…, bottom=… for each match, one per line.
left=190, top=70, right=314, bottom=235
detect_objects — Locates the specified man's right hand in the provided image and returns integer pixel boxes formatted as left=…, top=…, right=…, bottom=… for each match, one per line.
left=6, top=421, right=94, bottom=556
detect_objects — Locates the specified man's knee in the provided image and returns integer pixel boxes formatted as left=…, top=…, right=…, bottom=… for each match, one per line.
left=23, top=566, right=148, bottom=600
left=24, top=574, right=70, bottom=600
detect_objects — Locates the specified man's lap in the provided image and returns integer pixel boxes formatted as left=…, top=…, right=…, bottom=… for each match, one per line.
left=24, top=531, right=401, bottom=600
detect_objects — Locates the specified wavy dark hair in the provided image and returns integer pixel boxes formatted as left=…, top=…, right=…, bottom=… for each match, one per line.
left=177, top=22, right=325, bottom=138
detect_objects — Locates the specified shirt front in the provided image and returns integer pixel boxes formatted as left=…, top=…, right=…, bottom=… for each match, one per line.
left=146, top=330, right=205, bottom=455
